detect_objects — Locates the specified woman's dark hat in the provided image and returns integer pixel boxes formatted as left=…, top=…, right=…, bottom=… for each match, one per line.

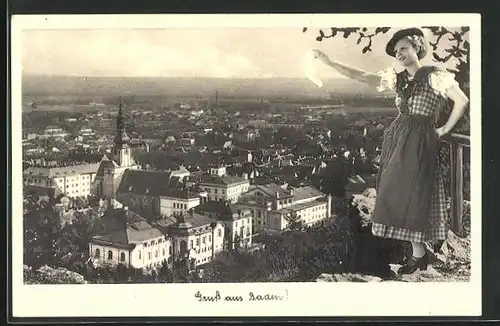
left=385, top=28, right=424, bottom=57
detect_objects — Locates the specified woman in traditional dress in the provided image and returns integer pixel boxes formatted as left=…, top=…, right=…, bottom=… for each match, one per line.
left=313, top=28, right=469, bottom=274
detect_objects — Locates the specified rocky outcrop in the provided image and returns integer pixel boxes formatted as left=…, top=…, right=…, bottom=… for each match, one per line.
left=24, top=265, right=87, bottom=284
left=317, top=189, right=471, bottom=283
left=316, top=273, right=382, bottom=282
left=351, top=188, right=377, bottom=227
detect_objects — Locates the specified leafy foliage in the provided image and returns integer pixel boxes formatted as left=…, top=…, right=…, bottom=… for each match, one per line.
left=200, top=221, right=353, bottom=283
left=23, top=200, right=105, bottom=275
left=284, top=212, right=305, bottom=232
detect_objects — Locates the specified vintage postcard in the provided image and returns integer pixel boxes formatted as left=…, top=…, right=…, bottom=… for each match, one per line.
left=11, top=13, right=481, bottom=318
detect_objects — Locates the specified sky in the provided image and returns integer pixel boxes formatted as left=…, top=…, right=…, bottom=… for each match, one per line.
left=21, top=27, right=464, bottom=79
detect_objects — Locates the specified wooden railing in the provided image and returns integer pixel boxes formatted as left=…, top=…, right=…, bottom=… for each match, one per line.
left=442, top=132, right=470, bottom=235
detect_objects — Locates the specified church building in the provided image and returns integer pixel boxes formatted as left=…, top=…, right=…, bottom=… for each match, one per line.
left=92, top=99, right=140, bottom=199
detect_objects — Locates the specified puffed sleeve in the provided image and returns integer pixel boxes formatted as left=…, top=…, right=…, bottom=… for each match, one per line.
left=428, top=70, right=459, bottom=99
left=376, top=67, right=397, bottom=92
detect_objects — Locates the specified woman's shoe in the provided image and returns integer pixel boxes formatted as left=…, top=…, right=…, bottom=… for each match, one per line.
left=397, top=253, right=429, bottom=275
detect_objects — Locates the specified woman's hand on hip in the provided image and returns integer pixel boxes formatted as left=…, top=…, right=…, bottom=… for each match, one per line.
left=435, top=126, right=448, bottom=138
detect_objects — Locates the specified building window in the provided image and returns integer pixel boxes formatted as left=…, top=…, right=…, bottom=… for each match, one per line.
left=208, top=235, right=211, bottom=242
left=214, top=189, right=218, bottom=194
left=155, top=250, right=158, bottom=258
left=169, top=246, right=172, bottom=254
left=258, top=211, right=262, bottom=218
left=95, top=248, right=100, bottom=258
left=148, top=252, right=151, bottom=260
left=190, top=240, right=194, bottom=248
left=217, top=229, right=222, bottom=237
left=163, top=248, right=165, bottom=256
left=138, top=251, right=142, bottom=259
left=120, top=252, right=126, bottom=262
left=107, top=251, right=113, bottom=260
left=196, top=238, right=200, bottom=246
left=202, top=236, right=206, bottom=244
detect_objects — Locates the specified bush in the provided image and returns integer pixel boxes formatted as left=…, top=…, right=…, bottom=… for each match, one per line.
left=200, top=221, right=353, bottom=283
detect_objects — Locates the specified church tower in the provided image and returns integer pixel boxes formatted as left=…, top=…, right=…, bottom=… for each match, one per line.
left=114, top=99, right=133, bottom=167
left=93, top=98, right=139, bottom=200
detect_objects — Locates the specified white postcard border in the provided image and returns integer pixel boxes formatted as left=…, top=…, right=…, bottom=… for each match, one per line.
left=11, top=13, right=482, bottom=317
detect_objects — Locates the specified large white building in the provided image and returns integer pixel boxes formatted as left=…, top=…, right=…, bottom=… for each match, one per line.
left=199, top=166, right=250, bottom=203
left=89, top=206, right=226, bottom=270
left=23, top=163, right=100, bottom=199
left=195, top=201, right=253, bottom=250
left=89, top=207, right=173, bottom=270
left=156, top=212, right=226, bottom=267
left=235, top=183, right=332, bottom=234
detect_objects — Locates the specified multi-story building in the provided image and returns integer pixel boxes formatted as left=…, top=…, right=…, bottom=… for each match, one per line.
left=235, top=183, right=331, bottom=234
left=116, top=169, right=207, bottom=219
left=89, top=205, right=226, bottom=270
left=233, top=128, right=258, bottom=143
left=23, top=163, right=100, bottom=199
left=39, top=126, right=68, bottom=139
left=195, top=201, right=253, bottom=250
left=199, top=166, right=250, bottom=203
left=89, top=206, right=173, bottom=270
left=79, top=128, right=96, bottom=137
left=154, top=211, right=225, bottom=267
left=158, top=187, right=205, bottom=217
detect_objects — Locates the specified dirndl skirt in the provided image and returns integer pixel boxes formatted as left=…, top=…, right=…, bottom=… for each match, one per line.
left=371, top=113, right=449, bottom=242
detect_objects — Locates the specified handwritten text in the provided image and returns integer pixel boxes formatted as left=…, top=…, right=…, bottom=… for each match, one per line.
left=194, top=290, right=289, bottom=303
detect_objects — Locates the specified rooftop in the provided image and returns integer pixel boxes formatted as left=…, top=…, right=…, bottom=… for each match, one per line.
left=292, top=186, right=324, bottom=201
left=195, top=201, right=251, bottom=221
left=91, top=207, right=165, bottom=248
left=117, top=170, right=201, bottom=199
left=250, top=183, right=292, bottom=199
left=277, top=198, right=328, bottom=214
left=23, top=163, right=100, bottom=178
left=199, top=173, right=249, bottom=186
left=155, top=211, right=219, bottom=233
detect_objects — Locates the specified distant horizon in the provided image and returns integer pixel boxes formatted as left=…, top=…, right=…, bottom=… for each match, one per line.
left=22, top=73, right=348, bottom=80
